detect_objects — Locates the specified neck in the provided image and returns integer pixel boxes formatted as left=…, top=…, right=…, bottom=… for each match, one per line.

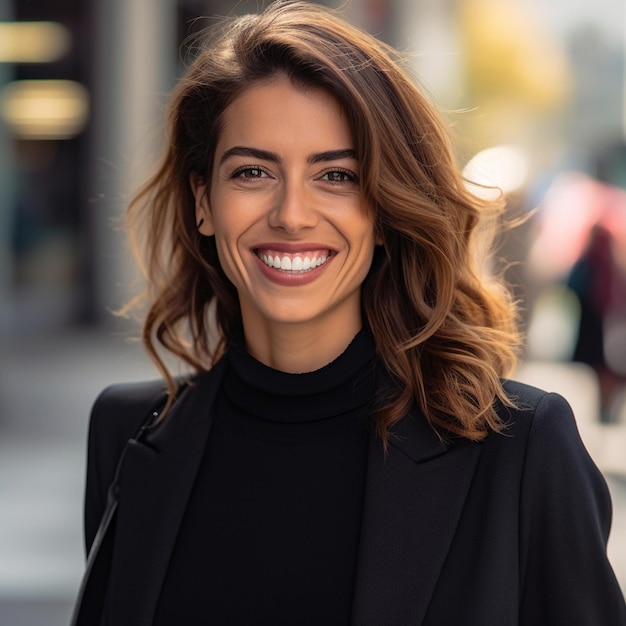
left=241, top=318, right=363, bottom=373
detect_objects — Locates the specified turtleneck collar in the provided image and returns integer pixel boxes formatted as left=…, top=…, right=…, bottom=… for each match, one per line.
left=224, top=327, right=377, bottom=423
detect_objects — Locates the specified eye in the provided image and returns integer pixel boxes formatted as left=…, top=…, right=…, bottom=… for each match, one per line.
left=319, top=168, right=359, bottom=184
left=231, top=166, right=270, bottom=179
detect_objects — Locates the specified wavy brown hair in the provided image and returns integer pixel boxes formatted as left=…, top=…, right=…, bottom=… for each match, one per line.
left=124, top=0, right=521, bottom=443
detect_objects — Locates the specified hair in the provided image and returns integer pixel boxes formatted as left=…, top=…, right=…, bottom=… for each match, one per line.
left=123, top=0, right=521, bottom=444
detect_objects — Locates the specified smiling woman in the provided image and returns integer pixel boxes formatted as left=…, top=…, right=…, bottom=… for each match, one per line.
left=192, top=77, right=378, bottom=371
left=71, top=1, right=626, bottom=625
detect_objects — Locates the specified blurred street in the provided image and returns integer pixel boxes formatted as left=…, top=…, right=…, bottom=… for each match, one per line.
left=0, top=329, right=625, bottom=625
left=0, top=328, right=156, bottom=625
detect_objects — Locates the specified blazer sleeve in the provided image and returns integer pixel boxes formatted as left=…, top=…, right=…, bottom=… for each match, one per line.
left=518, top=391, right=626, bottom=624
left=83, top=380, right=168, bottom=555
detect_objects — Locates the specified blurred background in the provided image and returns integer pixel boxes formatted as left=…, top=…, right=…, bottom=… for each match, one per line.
left=1, top=0, right=625, bottom=623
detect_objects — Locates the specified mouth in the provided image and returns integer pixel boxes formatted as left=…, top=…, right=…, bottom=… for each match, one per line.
left=255, top=249, right=332, bottom=273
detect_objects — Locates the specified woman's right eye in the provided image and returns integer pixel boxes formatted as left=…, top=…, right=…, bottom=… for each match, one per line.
left=231, top=166, right=269, bottom=179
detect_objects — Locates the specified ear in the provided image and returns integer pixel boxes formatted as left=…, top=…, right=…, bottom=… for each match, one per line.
left=190, top=174, right=214, bottom=236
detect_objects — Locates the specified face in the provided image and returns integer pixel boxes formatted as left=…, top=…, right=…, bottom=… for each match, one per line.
left=193, top=76, right=379, bottom=345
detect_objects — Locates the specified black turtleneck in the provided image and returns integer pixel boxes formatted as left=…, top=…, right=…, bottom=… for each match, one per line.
left=154, top=330, right=376, bottom=626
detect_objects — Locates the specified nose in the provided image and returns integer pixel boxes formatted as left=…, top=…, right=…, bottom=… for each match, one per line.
left=268, top=180, right=318, bottom=233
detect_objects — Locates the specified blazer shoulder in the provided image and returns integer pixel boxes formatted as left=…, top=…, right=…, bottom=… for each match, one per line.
left=87, top=379, right=172, bottom=493
left=88, top=361, right=226, bottom=453
left=501, top=378, right=565, bottom=410
left=493, top=379, right=608, bottom=515
left=484, top=378, right=587, bottom=468
left=497, top=378, right=576, bottom=433
left=90, top=378, right=170, bottom=445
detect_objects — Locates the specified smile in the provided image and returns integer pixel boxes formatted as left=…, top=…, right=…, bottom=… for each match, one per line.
left=255, top=249, right=330, bottom=273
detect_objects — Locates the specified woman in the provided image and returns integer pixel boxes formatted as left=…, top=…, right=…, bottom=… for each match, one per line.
left=72, top=1, right=626, bottom=624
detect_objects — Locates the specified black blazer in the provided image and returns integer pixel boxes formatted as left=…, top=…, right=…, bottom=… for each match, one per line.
left=79, top=358, right=626, bottom=625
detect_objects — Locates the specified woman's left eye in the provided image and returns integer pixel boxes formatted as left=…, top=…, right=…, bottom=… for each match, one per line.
left=320, top=169, right=359, bottom=184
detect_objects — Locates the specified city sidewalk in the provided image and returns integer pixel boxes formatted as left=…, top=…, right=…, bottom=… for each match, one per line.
left=1, top=329, right=625, bottom=625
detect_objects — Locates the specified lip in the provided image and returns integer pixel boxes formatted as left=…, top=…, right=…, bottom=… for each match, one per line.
left=252, top=243, right=336, bottom=286
left=253, top=242, right=336, bottom=254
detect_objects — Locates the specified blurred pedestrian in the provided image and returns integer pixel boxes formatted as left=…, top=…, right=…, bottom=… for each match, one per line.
left=567, top=223, right=626, bottom=420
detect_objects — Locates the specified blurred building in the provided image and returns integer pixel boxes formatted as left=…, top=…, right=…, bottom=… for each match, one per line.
left=0, top=0, right=91, bottom=332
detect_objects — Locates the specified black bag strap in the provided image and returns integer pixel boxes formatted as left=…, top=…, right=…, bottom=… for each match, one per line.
left=69, top=391, right=170, bottom=626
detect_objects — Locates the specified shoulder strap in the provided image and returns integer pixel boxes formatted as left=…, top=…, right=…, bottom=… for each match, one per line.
left=69, top=386, right=174, bottom=626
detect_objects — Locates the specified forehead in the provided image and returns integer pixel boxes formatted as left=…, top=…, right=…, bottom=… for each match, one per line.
left=215, top=76, right=353, bottom=152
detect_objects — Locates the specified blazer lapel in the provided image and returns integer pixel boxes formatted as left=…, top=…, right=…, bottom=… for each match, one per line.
left=352, top=411, right=482, bottom=626
left=104, top=361, right=227, bottom=626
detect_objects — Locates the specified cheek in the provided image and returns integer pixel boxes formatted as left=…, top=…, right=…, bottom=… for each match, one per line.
left=357, top=220, right=378, bottom=254
left=210, top=218, right=251, bottom=285
left=213, top=230, right=238, bottom=265
left=346, top=225, right=378, bottom=279
left=213, top=243, right=242, bottom=290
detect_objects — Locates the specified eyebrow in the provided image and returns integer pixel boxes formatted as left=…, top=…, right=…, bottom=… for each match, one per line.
left=219, top=146, right=357, bottom=165
left=309, top=149, right=357, bottom=164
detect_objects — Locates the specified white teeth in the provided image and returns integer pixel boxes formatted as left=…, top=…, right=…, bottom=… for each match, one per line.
left=258, top=251, right=330, bottom=273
